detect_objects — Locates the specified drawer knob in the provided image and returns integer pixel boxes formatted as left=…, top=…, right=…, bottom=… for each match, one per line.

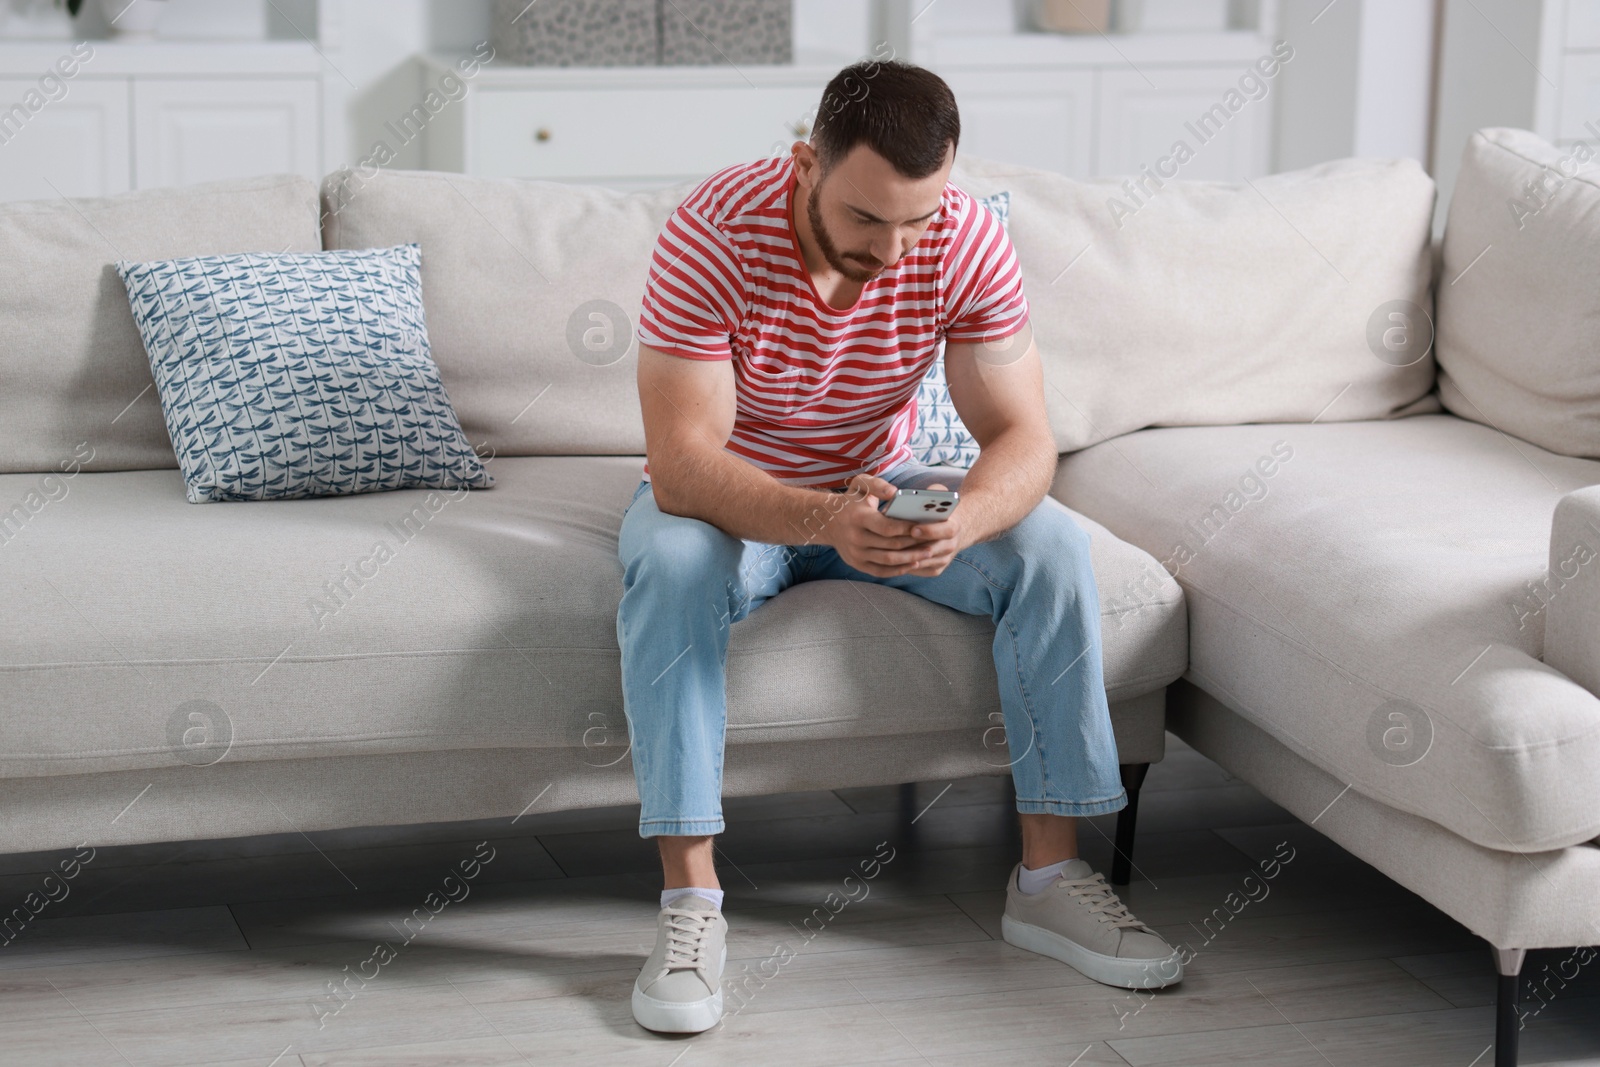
left=534, top=127, right=552, bottom=143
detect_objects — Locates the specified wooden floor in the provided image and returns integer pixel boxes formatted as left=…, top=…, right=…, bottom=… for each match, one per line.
left=1, top=738, right=1597, bottom=1066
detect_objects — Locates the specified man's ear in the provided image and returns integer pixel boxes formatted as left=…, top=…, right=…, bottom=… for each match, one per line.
left=792, top=141, right=821, bottom=190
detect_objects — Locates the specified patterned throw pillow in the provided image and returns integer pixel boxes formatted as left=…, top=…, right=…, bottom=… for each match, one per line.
left=117, top=244, right=493, bottom=504
left=907, top=190, right=1012, bottom=468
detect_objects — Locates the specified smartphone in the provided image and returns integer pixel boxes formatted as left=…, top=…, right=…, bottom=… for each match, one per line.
left=879, top=488, right=960, bottom=523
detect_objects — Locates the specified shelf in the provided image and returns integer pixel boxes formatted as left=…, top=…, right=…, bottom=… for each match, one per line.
left=0, top=40, right=322, bottom=76
left=920, top=30, right=1273, bottom=68
left=423, top=52, right=848, bottom=90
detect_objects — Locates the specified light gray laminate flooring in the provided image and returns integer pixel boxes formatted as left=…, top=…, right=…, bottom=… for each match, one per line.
left=1, top=739, right=1596, bottom=1066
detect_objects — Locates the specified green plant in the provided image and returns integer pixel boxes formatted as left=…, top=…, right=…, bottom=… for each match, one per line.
left=55, top=0, right=85, bottom=16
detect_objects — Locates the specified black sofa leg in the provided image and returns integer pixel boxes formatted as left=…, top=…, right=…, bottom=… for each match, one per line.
left=1111, top=762, right=1150, bottom=886
left=897, top=782, right=918, bottom=835
left=1494, top=945, right=1525, bottom=1067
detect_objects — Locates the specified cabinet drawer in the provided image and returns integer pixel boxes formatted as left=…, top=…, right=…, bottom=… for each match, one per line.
left=468, top=85, right=824, bottom=183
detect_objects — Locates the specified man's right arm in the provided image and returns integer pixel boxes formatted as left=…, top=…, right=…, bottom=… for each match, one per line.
left=637, top=344, right=941, bottom=576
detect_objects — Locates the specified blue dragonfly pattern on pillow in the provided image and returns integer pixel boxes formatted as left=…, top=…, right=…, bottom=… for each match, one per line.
left=907, top=190, right=1012, bottom=469
left=117, top=243, right=493, bottom=503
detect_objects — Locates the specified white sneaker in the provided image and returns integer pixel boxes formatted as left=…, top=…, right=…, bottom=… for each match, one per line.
left=631, top=894, right=728, bottom=1033
left=1001, top=859, right=1183, bottom=989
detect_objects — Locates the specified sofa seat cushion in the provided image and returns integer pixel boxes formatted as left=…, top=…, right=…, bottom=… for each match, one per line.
left=1053, top=414, right=1600, bottom=852
left=0, top=458, right=1185, bottom=778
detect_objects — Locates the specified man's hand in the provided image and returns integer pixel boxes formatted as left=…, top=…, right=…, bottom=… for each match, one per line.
left=828, top=475, right=964, bottom=578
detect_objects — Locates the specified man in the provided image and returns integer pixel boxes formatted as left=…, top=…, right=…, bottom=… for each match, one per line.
left=617, top=60, right=1181, bottom=1034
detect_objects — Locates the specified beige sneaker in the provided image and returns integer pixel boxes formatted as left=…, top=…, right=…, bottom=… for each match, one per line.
left=631, top=894, right=728, bottom=1033
left=1001, top=859, right=1183, bottom=989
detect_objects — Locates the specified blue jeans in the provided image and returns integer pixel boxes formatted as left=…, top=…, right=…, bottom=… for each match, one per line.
left=615, top=459, right=1127, bottom=837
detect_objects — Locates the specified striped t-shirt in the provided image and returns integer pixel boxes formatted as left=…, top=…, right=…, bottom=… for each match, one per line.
left=637, top=154, right=1029, bottom=488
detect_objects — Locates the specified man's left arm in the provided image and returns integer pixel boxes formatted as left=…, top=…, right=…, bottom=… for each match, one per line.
left=940, top=320, right=1057, bottom=547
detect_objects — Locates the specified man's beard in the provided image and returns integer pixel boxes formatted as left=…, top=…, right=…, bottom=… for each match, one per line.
left=807, top=182, right=884, bottom=284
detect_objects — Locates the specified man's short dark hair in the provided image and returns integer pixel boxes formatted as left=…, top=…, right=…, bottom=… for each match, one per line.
left=811, top=60, right=960, bottom=179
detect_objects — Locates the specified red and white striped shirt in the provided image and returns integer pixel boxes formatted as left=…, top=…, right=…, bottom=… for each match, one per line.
left=638, top=154, right=1029, bottom=488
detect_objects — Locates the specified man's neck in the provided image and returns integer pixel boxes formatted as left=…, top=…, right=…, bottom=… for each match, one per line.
left=790, top=188, right=864, bottom=311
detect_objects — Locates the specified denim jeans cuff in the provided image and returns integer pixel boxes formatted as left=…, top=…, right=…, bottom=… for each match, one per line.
left=638, top=817, right=727, bottom=838
left=1014, top=792, right=1128, bottom=818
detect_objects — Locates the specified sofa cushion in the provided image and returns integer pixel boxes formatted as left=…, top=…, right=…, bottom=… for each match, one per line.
left=116, top=243, right=493, bottom=503
left=1053, top=414, right=1600, bottom=852
left=0, top=175, right=323, bottom=475
left=949, top=154, right=1441, bottom=453
left=0, top=457, right=1184, bottom=778
left=321, top=169, right=695, bottom=457
left=1437, top=127, right=1600, bottom=459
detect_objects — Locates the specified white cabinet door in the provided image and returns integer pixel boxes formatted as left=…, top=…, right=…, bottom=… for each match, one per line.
left=0, top=78, right=130, bottom=203
left=1097, top=66, right=1269, bottom=180
left=937, top=68, right=1094, bottom=177
left=468, top=85, right=824, bottom=185
left=132, top=78, right=320, bottom=190
left=1558, top=53, right=1600, bottom=141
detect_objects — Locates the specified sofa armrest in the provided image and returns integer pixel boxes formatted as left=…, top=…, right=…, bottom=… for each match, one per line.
left=1544, top=486, right=1600, bottom=696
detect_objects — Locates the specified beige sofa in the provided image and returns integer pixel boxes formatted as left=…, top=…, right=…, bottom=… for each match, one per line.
left=0, top=165, right=1181, bottom=878
left=972, top=128, right=1598, bottom=1067
left=1, top=126, right=1592, bottom=1066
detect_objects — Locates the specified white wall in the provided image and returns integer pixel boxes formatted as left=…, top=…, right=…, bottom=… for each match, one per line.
left=1352, top=0, right=1435, bottom=162
left=333, top=0, right=442, bottom=171
left=1273, top=0, right=1436, bottom=171
left=1273, top=0, right=1549, bottom=231
left=1429, top=0, right=1543, bottom=232
left=1272, top=0, right=1363, bottom=171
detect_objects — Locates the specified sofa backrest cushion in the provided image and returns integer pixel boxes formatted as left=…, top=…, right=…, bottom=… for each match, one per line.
left=321, top=168, right=693, bottom=456
left=1436, top=127, right=1600, bottom=459
left=0, top=176, right=322, bottom=474
left=949, top=155, right=1440, bottom=452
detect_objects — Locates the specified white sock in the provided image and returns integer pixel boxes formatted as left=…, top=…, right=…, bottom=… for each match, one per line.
left=661, top=886, right=723, bottom=911
left=1017, top=859, right=1077, bottom=895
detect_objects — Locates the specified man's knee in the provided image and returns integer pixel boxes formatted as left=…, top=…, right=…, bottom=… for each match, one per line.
left=626, top=517, right=744, bottom=591
left=972, top=503, right=1094, bottom=604
left=1004, top=500, right=1093, bottom=564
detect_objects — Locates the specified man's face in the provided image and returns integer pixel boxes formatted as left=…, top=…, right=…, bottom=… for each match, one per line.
left=799, top=142, right=953, bottom=283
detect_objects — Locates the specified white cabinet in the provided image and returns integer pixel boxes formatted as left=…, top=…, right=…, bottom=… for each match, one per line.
left=465, top=84, right=822, bottom=185
left=0, top=43, right=326, bottom=204
left=937, top=68, right=1094, bottom=177
left=908, top=6, right=1280, bottom=181
left=422, top=61, right=838, bottom=189
left=0, top=77, right=130, bottom=201
left=132, top=78, right=320, bottom=187
left=1097, top=66, right=1269, bottom=179
left=432, top=46, right=1275, bottom=188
